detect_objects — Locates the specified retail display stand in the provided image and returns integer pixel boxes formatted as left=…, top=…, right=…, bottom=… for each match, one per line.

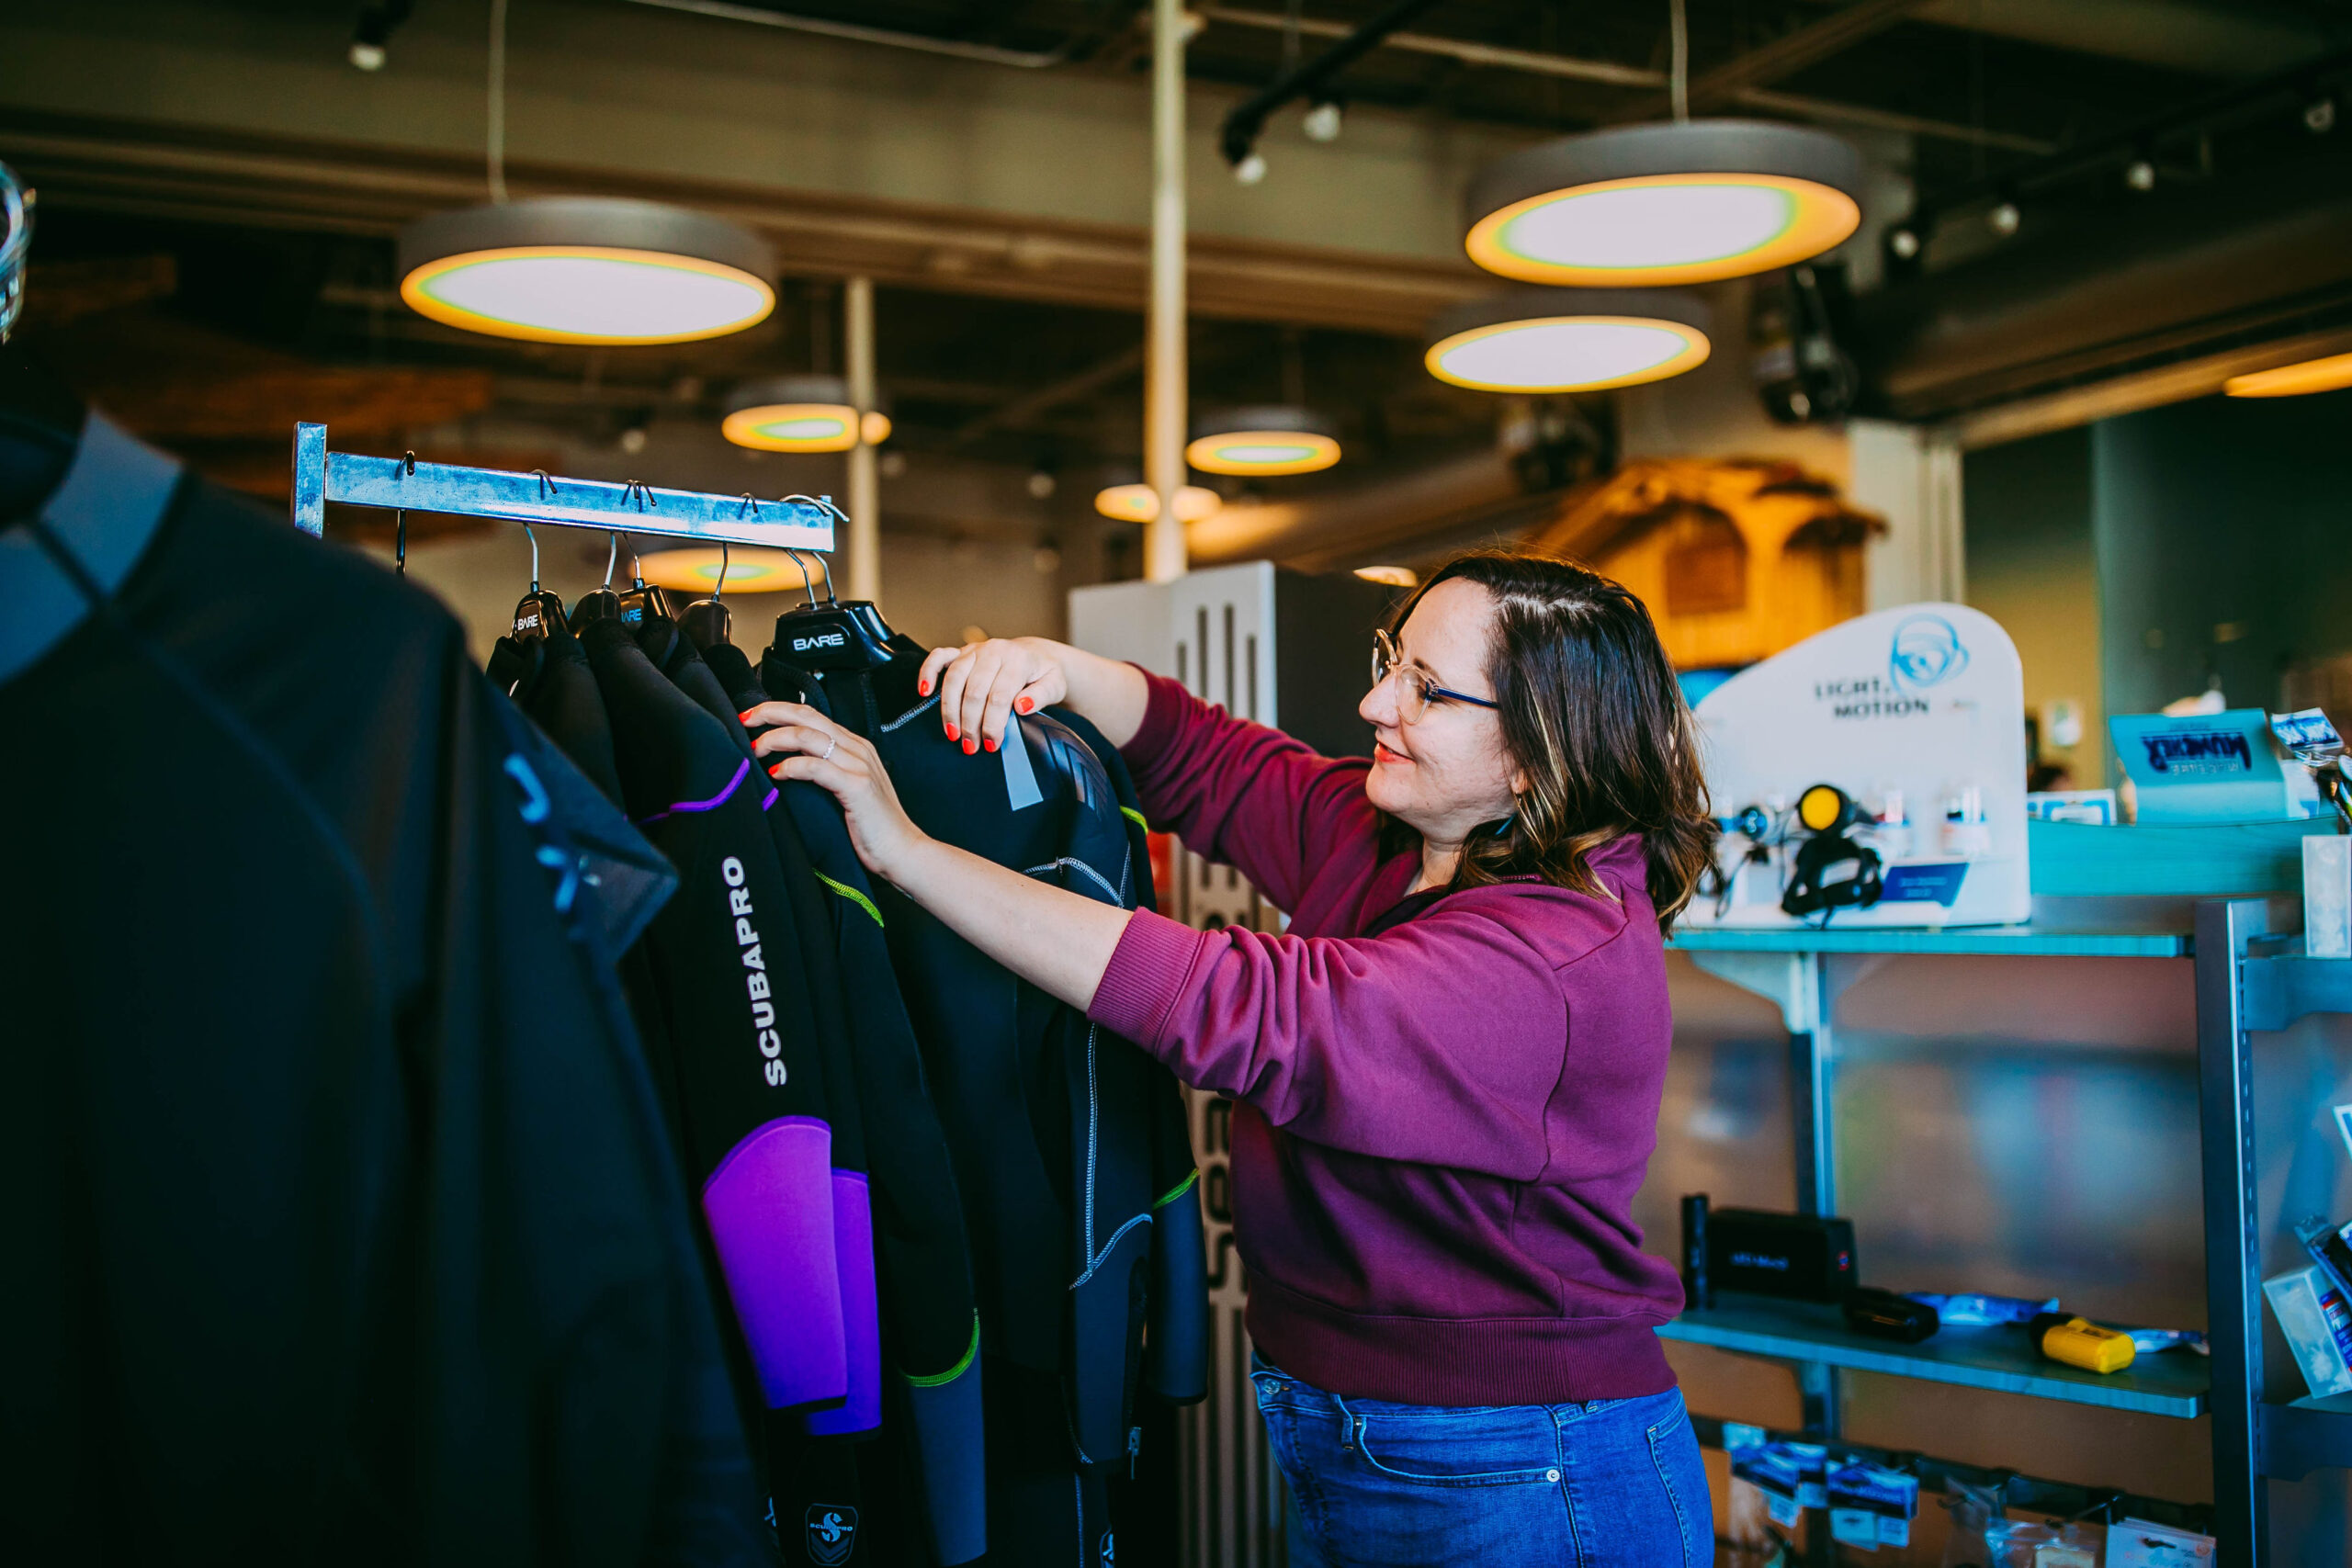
left=1672, top=900, right=2352, bottom=1562
left=288, top=422, right=839, bottom=553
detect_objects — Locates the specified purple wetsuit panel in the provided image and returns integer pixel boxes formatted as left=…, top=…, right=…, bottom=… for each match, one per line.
left=802, top=1171, right=881, bottom=1437
left=701, top=1116, right=846, bottom=1409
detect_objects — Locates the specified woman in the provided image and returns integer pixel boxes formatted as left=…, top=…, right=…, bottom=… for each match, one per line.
left=742, top=550, right=1719, bottom=1568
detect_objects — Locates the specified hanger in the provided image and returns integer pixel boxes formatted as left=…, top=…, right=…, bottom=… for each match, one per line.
left=769, top=496, right=896, bottom=671
left=571, top=531, right=624, bottom=626
left=509, top=513, right=568, bottom=643
left=679, top=533, right=733, bottom=649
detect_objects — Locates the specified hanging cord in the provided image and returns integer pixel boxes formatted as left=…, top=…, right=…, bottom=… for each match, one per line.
left=487, top=0, right=510, bottom=201
left=1668, top=0, right=1689, bottom=123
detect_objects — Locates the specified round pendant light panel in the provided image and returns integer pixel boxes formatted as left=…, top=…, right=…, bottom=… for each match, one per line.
left=1186, top=405, right=1342, bottom=476
left=638, top=547, right=827, bottom=593
left=399, top=198, right=776, bottom=345
left=1423, top=290, right=1713, bottom=393
left=1465, top=122, right=1861, bottom=288
left=722, top=376, right=892, bottom=452
left=1094, top=483, right=1222, bottom=524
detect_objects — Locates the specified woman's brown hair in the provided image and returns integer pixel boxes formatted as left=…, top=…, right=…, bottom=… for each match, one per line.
left=1382, top=549, right=1717, bottom=930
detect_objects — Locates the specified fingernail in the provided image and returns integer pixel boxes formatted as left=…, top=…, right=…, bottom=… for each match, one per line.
left=962, top=738, right=978, bottom=755
left=918, top=680, right=932, bottom=696
left=768, top=762, right=786, bottom=778
left=944, top=723, right=959, bottom=741
left=738, top=709, right=757, bottom=722
left=983, top=737, right=998, bottom=753
left=1017, top=696, right=1034, bottom=714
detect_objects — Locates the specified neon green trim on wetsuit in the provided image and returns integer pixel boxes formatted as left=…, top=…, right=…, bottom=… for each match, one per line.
left=816, top=871, right=884, bottom=929
left=1121, top=806, right=1148, bottom=832
left=1152, top=1169, right=1199, bottom=1210
left=900, top=1313, right=981, bottom=1386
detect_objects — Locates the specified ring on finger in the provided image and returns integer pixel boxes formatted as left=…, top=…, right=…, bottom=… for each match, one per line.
left=820, top=735, right=839, bottom=761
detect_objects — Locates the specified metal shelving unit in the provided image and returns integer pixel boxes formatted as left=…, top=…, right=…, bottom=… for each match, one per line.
left=1670, top=899, right=2352, bottom=1564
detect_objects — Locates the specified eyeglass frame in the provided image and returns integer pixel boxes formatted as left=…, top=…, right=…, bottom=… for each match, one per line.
left=1371, top=626, right=1500, bottom=723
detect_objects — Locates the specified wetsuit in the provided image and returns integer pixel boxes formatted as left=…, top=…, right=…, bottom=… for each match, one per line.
left=701, top=637, right=990, bottom=1567
left=1, top=411, right=764, bottom=1562
left=581, top=616, right=852, bottom=1426
left=757, top=638, right=1208, bottom=1566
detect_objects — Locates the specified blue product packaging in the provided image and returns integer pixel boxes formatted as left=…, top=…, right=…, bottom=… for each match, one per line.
left=1903, top=1292, right=2057, bottom=1326
left=1827, top=1463, right=1920, bottom=1551
left=2123, top=1327, right=2209, bottom=1356
left=1732, top=1444, right=1805, bottom=1529
left=2110, top=708, right=2289, bottom=823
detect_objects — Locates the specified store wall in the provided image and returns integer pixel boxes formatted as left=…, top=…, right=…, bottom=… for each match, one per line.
left=2092, top=389, right=2352, bottom=734
left=1963, top=426, right=2106, bottom=786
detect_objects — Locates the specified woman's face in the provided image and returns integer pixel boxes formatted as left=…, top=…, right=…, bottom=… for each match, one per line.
left=1359, top=578, right=1526, bottom=844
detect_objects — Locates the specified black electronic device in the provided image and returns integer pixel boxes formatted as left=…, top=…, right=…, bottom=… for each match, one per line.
left=1843, top=1287, right=1939, bottom=1343
left=1680, top=1194, right=1713, bottom=1311
left=1706, top=1208, right=1858, bottom=1302
left=1781, top=782, right=1884, bottom=920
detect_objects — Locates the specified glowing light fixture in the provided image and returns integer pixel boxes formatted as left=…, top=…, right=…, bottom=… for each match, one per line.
left=637, top=547, right=827, bottom=594
left=1354, top=565, right=1419, bottom=588
left=1094, top=481, right=1221, bottom=524
left=1425, top=288, right=1712, bottom=393
left=1186, top=406, right=1341, bottom=476
left=2224, top=351, right=2352, bottom=398
left=399, top=197, right=775, bottom=344
left=1464, top=121, right=1860, bottom=288
left=722, top=376, right=892, bottom=453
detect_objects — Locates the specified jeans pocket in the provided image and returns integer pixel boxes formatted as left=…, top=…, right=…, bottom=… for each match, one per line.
left=1348, top=1405, right=1564, bottom=1490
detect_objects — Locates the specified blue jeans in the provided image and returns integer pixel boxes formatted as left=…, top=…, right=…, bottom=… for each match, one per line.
left=1252, top=1363, right=1712, bottom=1568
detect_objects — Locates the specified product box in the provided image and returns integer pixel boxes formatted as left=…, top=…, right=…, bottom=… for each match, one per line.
left=1826, top=1462, right=1918, bottom=1551
left=2263, top=1265, right=2352, bottom=1399
left=1706, top=1209, right=1857, bottom=1301
left=2027, top=789, right=2119, bottom=825
left=2110, top=709, right=2290, bottom=823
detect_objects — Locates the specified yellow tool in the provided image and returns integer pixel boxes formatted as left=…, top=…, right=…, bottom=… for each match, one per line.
left=2038, top=1315, right=2136, bottom=1375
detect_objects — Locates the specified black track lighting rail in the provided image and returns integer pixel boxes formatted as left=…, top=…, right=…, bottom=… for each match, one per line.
left=1218, top=0, right=1445, bottom=170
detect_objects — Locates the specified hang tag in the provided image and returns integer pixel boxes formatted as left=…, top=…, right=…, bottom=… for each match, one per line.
left=2107, top=1519, right=2217, bottom=1567
left=1000, top=715, right=1043, bottom=812
left=1829, top=1508, right=1880, bottom=1551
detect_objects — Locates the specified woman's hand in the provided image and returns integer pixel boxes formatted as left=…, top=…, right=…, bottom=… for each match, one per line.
left=917, top=637, right=1069, bottom=755
left=744, top=702, right=929, bottom=884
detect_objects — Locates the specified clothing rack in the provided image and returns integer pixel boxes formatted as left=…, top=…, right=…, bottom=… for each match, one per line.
left=289, top=423, right=838, bottom=552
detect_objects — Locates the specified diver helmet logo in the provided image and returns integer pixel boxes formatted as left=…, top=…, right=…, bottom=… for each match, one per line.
left=806, top=1505, right=858, bottom=1566
left=1887, top=614, right=1970, bottom=693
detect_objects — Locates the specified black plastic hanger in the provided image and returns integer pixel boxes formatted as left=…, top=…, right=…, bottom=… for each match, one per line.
left=571, top=531, right=624, bottom=626
left=770, top=546, right=897, bottom=671
left=509, top=504, right=568, bottom=644
left=679, top=537, right=732, bottom=649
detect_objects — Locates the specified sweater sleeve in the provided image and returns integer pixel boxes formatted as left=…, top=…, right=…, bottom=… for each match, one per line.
left=1118, top=670, right=1374, bottom=915
left=1089, top=901, right=1617, bottom=1180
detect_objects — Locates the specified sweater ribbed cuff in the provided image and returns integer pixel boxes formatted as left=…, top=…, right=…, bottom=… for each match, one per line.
left=1088, top=908, right=1206, bottom=1053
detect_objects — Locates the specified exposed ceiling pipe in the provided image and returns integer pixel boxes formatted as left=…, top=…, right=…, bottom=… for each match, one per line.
left=617, top=0, right=1080, bottom=69
left=1217, top=0, right=1447, bottom=171
left=1196, top=6, right=2053, bottom=153
left=1610, top=0, right=1934, bottom=122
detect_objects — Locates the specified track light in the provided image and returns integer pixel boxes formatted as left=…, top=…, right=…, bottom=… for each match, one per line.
left=1887, top=227, right=1920, bottom=260
left=2309, top=97, right=2337, bottom=134
left=349, top=1, right=412, bottom=73
left=2125, top=158, right=2156, bottom=192
left=1987, top=200, right=2021, bottom=237
left=1235, top=152, right=1269, bottom=186
left=1302, top=100, right=1344, bottom=143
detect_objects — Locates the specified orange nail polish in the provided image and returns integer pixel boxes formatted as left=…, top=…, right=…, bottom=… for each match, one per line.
left=1017, top=696, right=1034, bottom=714
left=962, top=738, right=978, bottom=755
left=738, top=709, right=757, bottom=722
left=944, top=723, right=959, bottom=741
left=768, top=762, right=786, bottom=778
left=918, top=680, right=932, bottom=696
left=983, top=737, right=998, bottom=753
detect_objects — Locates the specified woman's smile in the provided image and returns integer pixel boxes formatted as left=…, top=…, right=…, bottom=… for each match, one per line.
left=1373, top=739, right=1412, bottom=767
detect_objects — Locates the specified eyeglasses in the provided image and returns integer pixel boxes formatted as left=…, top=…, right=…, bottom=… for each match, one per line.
left=1372, top=627, right=1500, bottom=725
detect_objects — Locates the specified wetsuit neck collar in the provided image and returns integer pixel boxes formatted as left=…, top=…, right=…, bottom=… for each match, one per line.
left=0, top=408, right=182, bottom=685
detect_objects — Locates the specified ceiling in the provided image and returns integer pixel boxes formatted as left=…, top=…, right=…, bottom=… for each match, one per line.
left=13, top=0, right=2352, bottom=555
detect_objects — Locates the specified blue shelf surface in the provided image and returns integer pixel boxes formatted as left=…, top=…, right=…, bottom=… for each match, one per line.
left=1670, top=922, right=2190, bottom=958
left=1659, top=1293, right=2209, bottom=1417
left=2265, top=1393, right=2352, bottom=1481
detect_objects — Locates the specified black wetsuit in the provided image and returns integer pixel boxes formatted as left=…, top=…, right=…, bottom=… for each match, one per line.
left=0, top=412, right=765, bottom=1563
left=756, top=637, right=1208, bottom=1567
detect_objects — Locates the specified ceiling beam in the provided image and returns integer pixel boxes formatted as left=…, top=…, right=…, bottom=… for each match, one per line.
left=1612, top=0, right=1936, bottom=122
left=949, top=344, right=1144, bottom=448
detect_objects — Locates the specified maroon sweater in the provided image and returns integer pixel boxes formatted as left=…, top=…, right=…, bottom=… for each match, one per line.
left=1087, top=672, right=1684, bottom=1406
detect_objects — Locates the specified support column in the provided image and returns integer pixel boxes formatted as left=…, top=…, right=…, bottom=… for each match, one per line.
left=845, top=274, right=880, bottom=603
left=1145, top=0, right=1189, bottom=583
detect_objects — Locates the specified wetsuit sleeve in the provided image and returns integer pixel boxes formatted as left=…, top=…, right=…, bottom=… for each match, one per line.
left=1115, top=670, right=1376, bottom=915
left=1088, top=905, right=1624, bottom=1180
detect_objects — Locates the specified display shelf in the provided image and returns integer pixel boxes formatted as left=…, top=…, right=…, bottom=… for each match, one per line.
left=2264, top=1394, right=2352, bottom=1481
left=2243, top=952, right=2352, bottom=1032
left=1658, top=1292, right=2210, bottom=1417
left=1669, top=922, right=2190, bottom=958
